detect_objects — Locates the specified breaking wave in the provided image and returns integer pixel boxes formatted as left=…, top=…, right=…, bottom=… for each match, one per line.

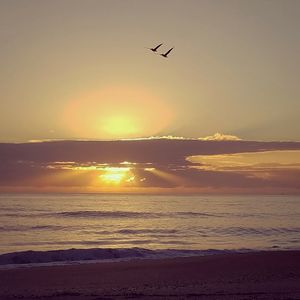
left=0, top=247, right=250, bottom=268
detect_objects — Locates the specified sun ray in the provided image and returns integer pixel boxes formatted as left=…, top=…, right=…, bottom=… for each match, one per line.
left=144, top=167, right=183, bottom=186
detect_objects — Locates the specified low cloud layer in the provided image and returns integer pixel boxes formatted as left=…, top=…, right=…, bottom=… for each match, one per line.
left=0, top=139, right=299, bottom=194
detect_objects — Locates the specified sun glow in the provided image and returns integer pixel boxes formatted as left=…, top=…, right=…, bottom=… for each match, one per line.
left=99, top=167, right=133, bottom=184
left=102, top=115, right=138, bottom=136
left=63, top=86, right=174, bottom=139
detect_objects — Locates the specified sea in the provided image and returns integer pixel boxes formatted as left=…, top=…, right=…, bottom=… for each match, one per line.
left=0, top=194, right=299, bottom=267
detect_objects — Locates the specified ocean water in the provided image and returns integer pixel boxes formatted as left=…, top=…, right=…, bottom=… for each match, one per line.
left=0, top=194, right=299, bottom=266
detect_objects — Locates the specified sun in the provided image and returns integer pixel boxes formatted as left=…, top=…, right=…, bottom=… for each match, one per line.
left=63, top=86, right=175, bottom=139
left=102, top=115, right=139, bottom=136
left=99, top=167, right=134, bottom=185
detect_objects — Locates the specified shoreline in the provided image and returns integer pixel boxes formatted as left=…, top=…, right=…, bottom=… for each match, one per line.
left=0, top=247, right=255, bottom=269
left=0, top=250, right=299, bottom=299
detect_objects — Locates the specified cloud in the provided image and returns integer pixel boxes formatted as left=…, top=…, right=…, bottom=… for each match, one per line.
left=122, top=135, right=188, bottom=140
left=198, top=132, right=242, bottom=141
left=0, top=139, right=299, bottom=193
left=123, top=132, right=241, bottom=141
left=187, top=150, right=300, bottom=172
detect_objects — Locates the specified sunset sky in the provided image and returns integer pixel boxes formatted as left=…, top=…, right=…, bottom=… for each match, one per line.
left=1, top=0, right=300, bottom=142
left=0, top=0, right=299, bottom=193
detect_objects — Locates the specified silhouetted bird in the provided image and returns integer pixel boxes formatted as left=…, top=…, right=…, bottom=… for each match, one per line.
left=149, top=43, right=163, bottom=52
left=161, top=47, right=174, bottom=58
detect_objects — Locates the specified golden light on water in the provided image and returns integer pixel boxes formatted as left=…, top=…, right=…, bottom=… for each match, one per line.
left=63, top=86, right=174, bottom=139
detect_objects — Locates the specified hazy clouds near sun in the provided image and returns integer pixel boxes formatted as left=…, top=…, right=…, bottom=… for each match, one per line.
left=0, top=0, right=299, bottom=142
left=0, top=139, right=299, bottom=193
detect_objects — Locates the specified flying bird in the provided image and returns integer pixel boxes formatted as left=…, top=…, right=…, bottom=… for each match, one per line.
left=149, top=43, right=163, bottom=53
left=160, top=47, right=174, bottom=58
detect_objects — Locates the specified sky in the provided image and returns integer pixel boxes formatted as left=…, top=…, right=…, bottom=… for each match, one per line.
left=0, top=0, right=300, bottom=142
left=0, top=0, right=299, bottom=194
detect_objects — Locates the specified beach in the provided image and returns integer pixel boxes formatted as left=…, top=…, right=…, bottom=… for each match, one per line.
left=0, top=250, right=299, bottom=299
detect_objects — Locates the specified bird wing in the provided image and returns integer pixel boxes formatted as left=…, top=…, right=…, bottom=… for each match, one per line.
left=153, top=43, right=163, bottom=50
left=164, top=47, right=174, bottom=56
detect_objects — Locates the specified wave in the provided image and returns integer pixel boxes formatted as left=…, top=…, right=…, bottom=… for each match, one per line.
left=0, top=225, right=67, bottom=232
left=1, top=211, right=164, bottom=219
left=0, top=247, right=250, bottom=267
left=58, top=210, right=162, bottom=218
left=7, top=210, right=290, bottom=219
left=115, top=229, right=179, bottom=234
left=58, top=211, right=219, bottom=219
left=1, top=224, right=299, bottom=238
left=1, top=210, right=221, bottom=219
left=200, top=227, right=300, bottom=236
left=176, top=212, right=217, bottom=217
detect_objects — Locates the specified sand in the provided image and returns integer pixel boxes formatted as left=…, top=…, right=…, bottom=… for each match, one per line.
left=0, top=250, right=299, bottom=299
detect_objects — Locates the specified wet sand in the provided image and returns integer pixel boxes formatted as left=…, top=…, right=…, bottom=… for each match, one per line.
left=0, top=250, right=299, bottom=299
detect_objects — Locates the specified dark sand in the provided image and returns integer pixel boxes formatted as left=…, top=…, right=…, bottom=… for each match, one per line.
left=0, top=251, right=299, bottom=299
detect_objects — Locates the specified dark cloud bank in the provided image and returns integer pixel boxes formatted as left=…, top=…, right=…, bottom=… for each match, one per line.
left=0, top=139, right=299, bottom=193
